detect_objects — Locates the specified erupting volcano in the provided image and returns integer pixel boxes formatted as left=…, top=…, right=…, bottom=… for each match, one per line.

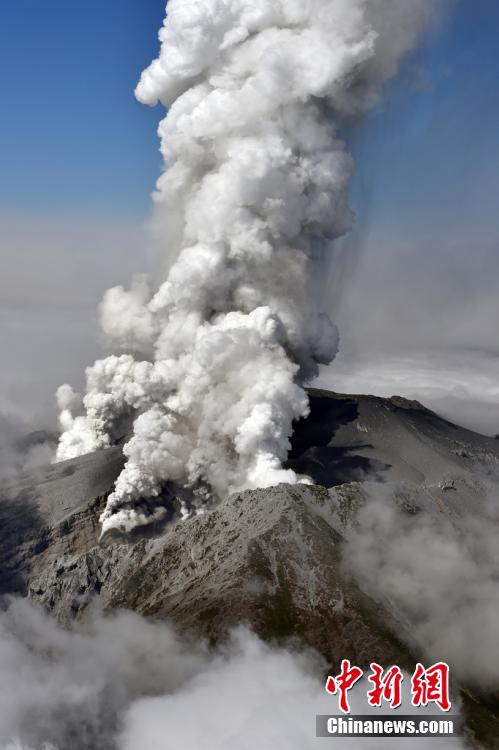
left=56, top=0, right=439, bottom=535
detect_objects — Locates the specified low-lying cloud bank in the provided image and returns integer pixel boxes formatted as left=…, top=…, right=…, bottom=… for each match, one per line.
left=344, top=485, right=499, bottom=688
left=0, top=413, right=56, bottom=479
left=318, top=227, right=499, bottom=436
left=0, top=599, right=463, bottom=750
left=0, top=214, right=148, bottom=481
left=0, top=214, right=147, bottom=427
left=317, top=349, right=499, bottom=436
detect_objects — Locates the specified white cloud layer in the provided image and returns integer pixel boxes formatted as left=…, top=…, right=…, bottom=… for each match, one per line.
left=0, top=600, right=463, bottom=750
left=317, top=349, right=499, bottom=435
left=0, top=214, right=147, bottom=426
left=344, top=485, right=499, bottom=688
left=318, top=228, right=499, bottom=435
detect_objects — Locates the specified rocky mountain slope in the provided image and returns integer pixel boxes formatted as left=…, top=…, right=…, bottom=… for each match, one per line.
left=2, top=389, right=499, bottom=745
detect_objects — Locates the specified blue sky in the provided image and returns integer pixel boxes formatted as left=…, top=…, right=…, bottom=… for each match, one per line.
left=0, top=0, right=166, bottom=216
left=0, top=0, right=498, bottom=227
left=1, top=0, right=498, bottom=432
left=352, top=0, right=499, bottom=236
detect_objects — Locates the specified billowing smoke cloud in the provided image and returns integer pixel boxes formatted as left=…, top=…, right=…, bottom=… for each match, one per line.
left=56, top=0, right=441, bottom=533
left=0, top=599, right=463, bottom=750
left=343, top=486, right=499, bottom=689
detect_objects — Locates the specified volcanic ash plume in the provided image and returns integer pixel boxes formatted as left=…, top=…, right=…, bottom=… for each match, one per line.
left=56, top=0, right=439, bottom=533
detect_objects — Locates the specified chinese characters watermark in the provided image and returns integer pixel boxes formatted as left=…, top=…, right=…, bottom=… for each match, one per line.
left=325, top=660, right=451, bottom=714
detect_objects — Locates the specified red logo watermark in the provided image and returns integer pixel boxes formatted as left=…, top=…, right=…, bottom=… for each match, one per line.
left=325, top=660, right=451, bottom=714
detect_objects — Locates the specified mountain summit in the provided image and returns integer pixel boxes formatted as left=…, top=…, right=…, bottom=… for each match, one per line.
left=2, top=389, right=499, bottom=745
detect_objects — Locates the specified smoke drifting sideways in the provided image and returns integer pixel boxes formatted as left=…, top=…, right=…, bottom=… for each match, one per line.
left=0, top=599, right=464, bottom=750
left=0, top=413, right=56, bottom=480
left=56, top=0, right=442, bottom=534
left=344, top=485, right=499, bottom=689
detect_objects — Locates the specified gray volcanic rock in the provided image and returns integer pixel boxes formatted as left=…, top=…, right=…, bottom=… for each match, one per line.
left=2, top=389, right=498, bottom=660
left=287, top=389, right=499, bottom=500
left=21, top=483, right=409, bottom=670
left=4, top=389, right=499, bottom=744
left=3, top=388, right=499, bottom=747
left=0, top=444, right=125, bottom=597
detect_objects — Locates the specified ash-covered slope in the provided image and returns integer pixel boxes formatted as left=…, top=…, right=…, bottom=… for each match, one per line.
left=5, top=388, right=499, bottom=743
left=288, top=389, right=499, bottom=500
left=2, top=389, right=498, bottom=653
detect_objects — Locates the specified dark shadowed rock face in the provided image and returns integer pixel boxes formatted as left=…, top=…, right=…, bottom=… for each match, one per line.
left=288, top=389, right=499, bottom=491
left=3, top=389, right=499, bottom=746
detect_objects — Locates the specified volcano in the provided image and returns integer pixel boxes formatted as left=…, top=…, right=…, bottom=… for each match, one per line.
left=2, top=389, right=499, bottom=745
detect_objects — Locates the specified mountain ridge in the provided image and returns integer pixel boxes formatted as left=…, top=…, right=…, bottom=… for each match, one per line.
left=2, top=389, right=499, bottom=745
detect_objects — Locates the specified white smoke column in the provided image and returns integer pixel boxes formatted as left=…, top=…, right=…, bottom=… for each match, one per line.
left=57, top=0, right=440, bottom=533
